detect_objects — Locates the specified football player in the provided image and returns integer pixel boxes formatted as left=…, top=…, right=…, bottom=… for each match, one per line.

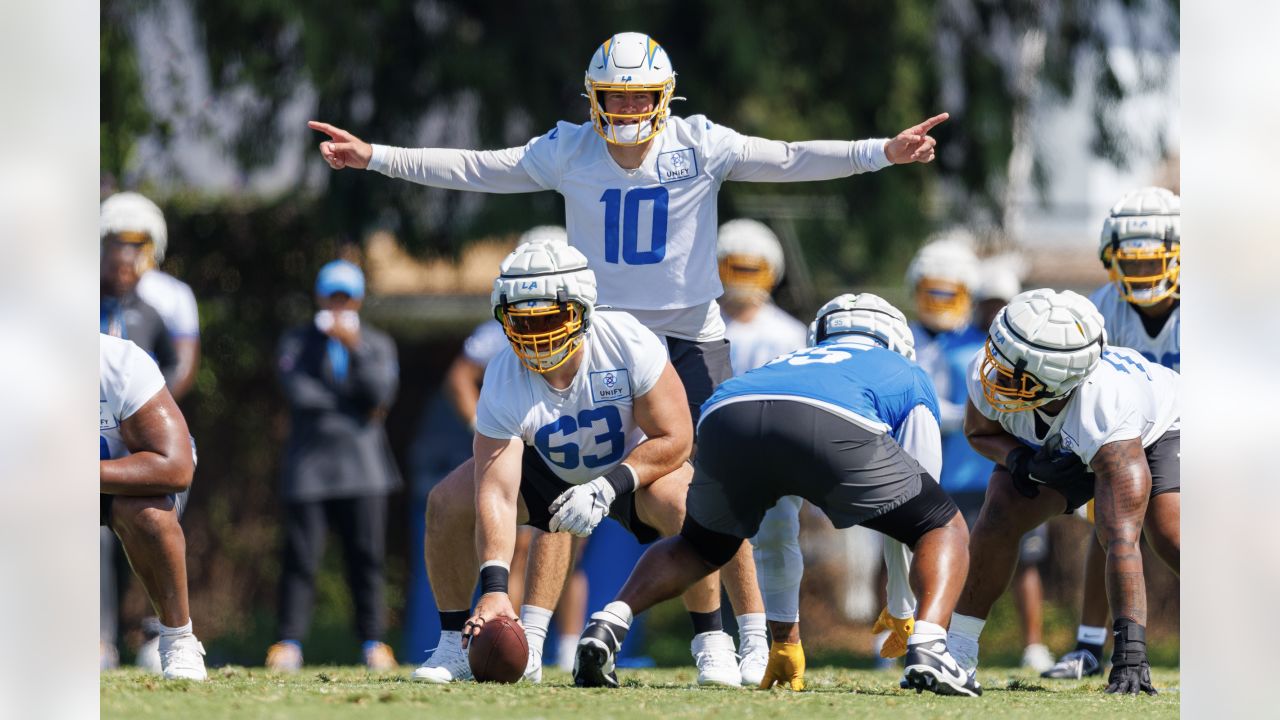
left=946, top=289, right=1180, bottom=695
left=714, top=218, right=807, bottom=684
left=415, top=241, right=759, bottom=687
left=100, top=334, right=206, bottom=680
left=1042, top=188, right=1180, bottom=680
left=573, top=294, right=979, bottom=697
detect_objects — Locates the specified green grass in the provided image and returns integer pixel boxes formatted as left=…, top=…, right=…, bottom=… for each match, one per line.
left=102, top=664, right=1179, bottom=719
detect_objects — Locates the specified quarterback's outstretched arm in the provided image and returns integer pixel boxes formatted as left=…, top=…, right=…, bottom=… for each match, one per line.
left=100, top=386, right=194, bottom=496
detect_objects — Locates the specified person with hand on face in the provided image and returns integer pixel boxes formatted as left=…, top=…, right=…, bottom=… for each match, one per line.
left=266, top=260, right=402, bottom=672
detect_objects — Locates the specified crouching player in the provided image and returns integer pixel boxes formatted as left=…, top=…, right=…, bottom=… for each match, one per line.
left=574, top=294, right=978, bottom=697
left=947, top=289, right=1180, bottom=695
left=99, top=334, right=206, bottom=680
left=417, top=241, right=758, bottom=686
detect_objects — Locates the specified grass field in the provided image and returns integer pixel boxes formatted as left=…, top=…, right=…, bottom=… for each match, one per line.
left=102, top=664, right=1179, bottom=719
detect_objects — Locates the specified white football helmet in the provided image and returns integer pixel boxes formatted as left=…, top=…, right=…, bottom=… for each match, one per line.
left=906, top=234, right=980, bottom=332
left=716, top=219, right=785, bottom=304
left=584, top=32, right=676, bottom=146
left=518, top=225, right=568, bottom=246
left=980, top=289, right=1106, bottom=412
left=100, top=192, right=168, bottom=271
left=492, top=241, right=598, bottom=373
left=973, top=257, right=1023, bottom=303
left=1099, top=187, right=1180, bottom=306
left=808, top=293, right=916, bottom=361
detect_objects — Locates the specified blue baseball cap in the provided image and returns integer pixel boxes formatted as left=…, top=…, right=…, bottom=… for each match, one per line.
left=315, top=260, right=365, bottom=299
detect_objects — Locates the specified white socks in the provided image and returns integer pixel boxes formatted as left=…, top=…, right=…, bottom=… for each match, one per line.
left=907, top=620, right=946, bottom=646
left=598, top=601, right=633, bottom=629
left=159, top=619, right=193, bottom=637
left=736, top=613, right=768, bottom=649
left=520, top=605, right=554, bottom=657
left=1077, top=624, right=1107, bottom=646
left=947, top=613, right=986, bottom=670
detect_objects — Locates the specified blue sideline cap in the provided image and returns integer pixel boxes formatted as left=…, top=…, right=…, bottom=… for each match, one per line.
left=315, top=260, right=365, bottom=299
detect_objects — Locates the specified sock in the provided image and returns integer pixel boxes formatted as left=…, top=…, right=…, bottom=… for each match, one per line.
left=158, top=620, right=193, bottom=637
left=440, top=609, right=470, bottom=633
left=1076, top=624, right=1107, bottom=658
left=436, top=630, right=462, bottom=655
left=594, top=601, right=633, bottom=646
left=362, top=640, right=384, bottom=653
left=947, top=613, right=986, bottom=667
left=907, top=620, right=947, bottom=646
left=557, top=635, right=578, bottom=671
left=689, top=610, right=723, bottom=635
left=736, top=613, right=767, bottom=648
left=520, top=605, right=554, bottom=657
left=278, top=639, right=302, bottom=650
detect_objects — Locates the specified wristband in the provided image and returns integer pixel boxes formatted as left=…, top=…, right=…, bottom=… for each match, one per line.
left=603, top=464, right=639, bottom=496
left=1111, top=617, right=1148, bottom=667
left=478, top=561, right=509, bottom=595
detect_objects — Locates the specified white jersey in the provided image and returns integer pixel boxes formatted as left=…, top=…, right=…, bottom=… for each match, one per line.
left=136, top=270, right=200, bottom=338
left=369, top=116, right=889, bottom=338
left=475, top=310, right=667, bottom=485
left=100, top=334, right=167, bottom=461
left=1089, top=283, right=1180, bottom=372
left=967, top=345, right=1180, bottom=465
left=723, top=302, right=808, bottom=375
left=461, top=319, right=508, bottom=369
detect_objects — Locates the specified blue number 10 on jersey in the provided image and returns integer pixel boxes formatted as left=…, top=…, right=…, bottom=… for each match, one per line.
left=600, top=187, right=669, bottom=265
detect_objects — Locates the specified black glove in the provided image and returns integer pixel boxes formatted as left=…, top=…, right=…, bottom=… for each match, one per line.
left=1105, top=618, right=1157, bottom=695
left=1006, top=446, right=1091, bottom=499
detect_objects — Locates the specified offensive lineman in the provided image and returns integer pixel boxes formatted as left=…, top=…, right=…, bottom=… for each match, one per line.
left=100, top=334, right=206, bottom=680
left=416, top=241, right=760, bottom=687
left=574, top=294, right=979, bottom=697
left=946, top=289, right=1180, bottom=695
left=1042, top=187, right=1181, bottom=680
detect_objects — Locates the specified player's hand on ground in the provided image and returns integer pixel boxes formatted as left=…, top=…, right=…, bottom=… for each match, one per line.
left=871, top=607, right=914, bottom=659
left=1028, top=447, right=1091, bottom=487
left=548, top=478, right=615, bottom=536
left=462, top=592, right=519, bottom=649
left=1105, top=662, right=1157, bottom=695
left=884, top=113, right=948, bottom=164
left=309, top=121, right=373, bottom=170
left=759, top=641, right=806, bottom=691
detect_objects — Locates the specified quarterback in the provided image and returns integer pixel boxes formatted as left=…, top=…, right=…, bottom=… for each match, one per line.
left=1044, top=187, right=1181, bottom=680
left=415, top=241, right=760, bottom=687
left=99, top=334, right=206, bottom=680
left=573, top=295, right=979, bottom=697
left=946, top=289, right=1180, bottom=695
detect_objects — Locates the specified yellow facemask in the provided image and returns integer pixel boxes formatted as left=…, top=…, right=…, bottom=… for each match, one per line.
left=978, top=340, right=1053, bottom=413
left=914, top=278, right=972, bottom=332
left=718, top=254, right=776, bottom=303
left=1103, top=241, right=1180, bottom=306
left=107, top=230, right=157, bottom=273
left=586, top=84, right=675, bottom=146
left=498, top=301, right=587, bottom=373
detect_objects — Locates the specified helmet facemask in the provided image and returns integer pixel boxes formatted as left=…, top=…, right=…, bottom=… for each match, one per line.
left=1104, top=239, right=1180, bottom=306
left=717, top=253, right=776, bottom=306
left=978, top=339, right=1058, bottom=412
left=497, top=299, right=588, bottom=373
left=914, top=278, right=972, bottom=332
left=587, top=85, right=674, bottom=146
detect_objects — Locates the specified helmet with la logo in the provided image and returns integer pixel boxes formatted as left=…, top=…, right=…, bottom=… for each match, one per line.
left=584, top=32, right=677, bottom=146
left=1099, top=187, right=1180, bottom=306
left=980, top=289, right=1106, bottom=412
left=906, top=232, right=980, bottom=333
left=100, top=192, right=168, bottom=273
left=808, top=293, right=916, bottom=361
left=716, top=219, right=785, bottom=304
left=492, top=241, right=597, bottom=373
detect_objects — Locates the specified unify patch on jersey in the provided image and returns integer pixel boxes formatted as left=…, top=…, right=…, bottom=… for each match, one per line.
left=657, top=147, right=698, bottom=184
left=100, top=401, right=118, bottom=431
left=590, top=368, right=633, bottom=403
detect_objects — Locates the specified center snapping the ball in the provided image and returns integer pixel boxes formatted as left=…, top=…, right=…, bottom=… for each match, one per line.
left=468, top=617, right=529, bottom=683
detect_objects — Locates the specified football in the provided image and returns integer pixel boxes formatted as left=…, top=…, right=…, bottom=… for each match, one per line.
left=468, top=617, right=529, bottom=683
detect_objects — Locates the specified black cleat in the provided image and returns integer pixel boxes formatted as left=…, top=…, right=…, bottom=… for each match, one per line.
left=573, top=615, right=627, bottom=688
left=901, top=640, right=982, bottom=697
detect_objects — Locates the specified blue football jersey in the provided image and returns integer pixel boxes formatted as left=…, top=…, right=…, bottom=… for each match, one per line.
left=933, top=329, right=992, bottom=493
left=702, top=340, right=940, bottom=433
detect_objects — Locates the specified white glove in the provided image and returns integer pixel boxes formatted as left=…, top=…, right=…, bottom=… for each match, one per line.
left=548, top=478, right=616, bottom=536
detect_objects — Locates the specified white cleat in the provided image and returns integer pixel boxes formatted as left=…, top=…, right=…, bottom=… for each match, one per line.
left=691, top=631, right=742, bottom=687
left=524, top=644, right=543, bottom=683
left=160, top=633, right=207, bottom=681
left=1021, top=643, right=1056, bottom=674
left=411, top=633, right=473, bottom=684
left=738, top=635, right=768, bottom=687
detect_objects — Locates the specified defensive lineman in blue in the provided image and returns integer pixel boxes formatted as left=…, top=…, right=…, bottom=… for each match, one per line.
left=572, top=294, right=979, bottom=697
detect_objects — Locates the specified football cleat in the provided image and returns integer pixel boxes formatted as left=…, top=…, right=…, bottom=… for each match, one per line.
left=738, top=634, right=769, bottom=687
left=265, top=641, right=303, bottom=673
left=160, top=633, right=207, bottom=681
left=573, top=616, right=626, bottom=688
left=691, top=631, right=742, bottom=687
left=410, top=634, right=473, bottom=684
left=363, top=641, right=397, bottom=671
left=1041, top=648, right=1102, bottom=680
left=901, top=640, right=982, bottom=697
left=1021, top=643, right=1056, bottom=674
